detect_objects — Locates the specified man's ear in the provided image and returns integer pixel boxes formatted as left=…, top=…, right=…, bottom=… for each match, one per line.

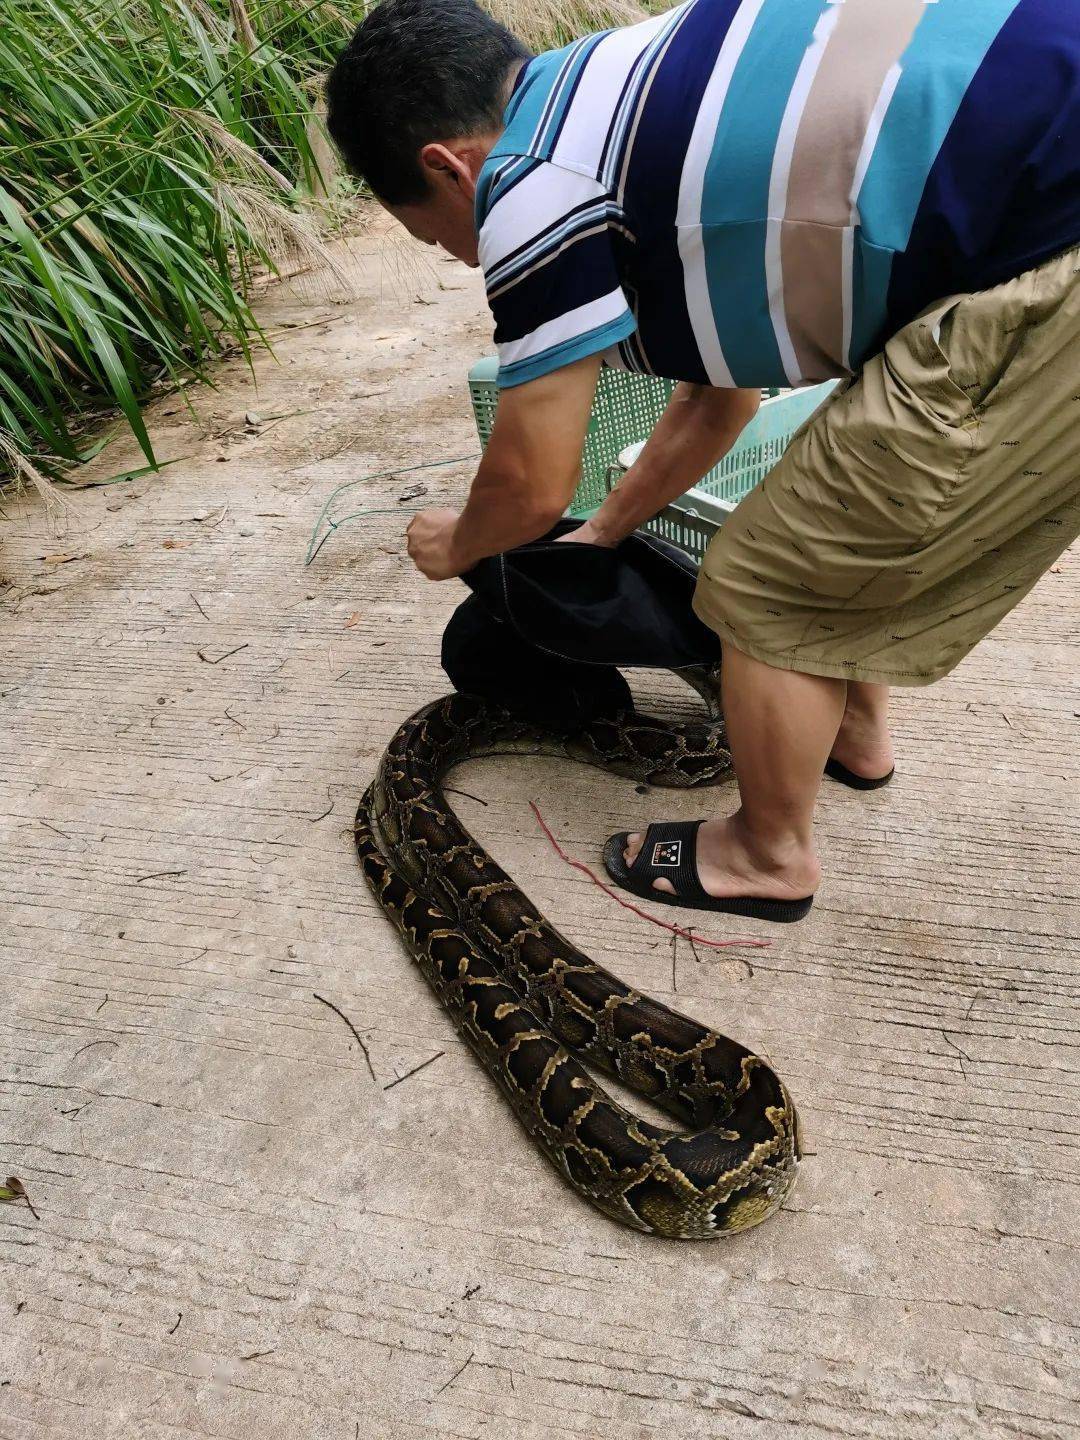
left=418, top=140, right=486, bottom=201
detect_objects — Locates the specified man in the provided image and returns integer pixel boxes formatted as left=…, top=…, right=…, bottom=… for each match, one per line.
left=327, top=0, right=1080, bottom=922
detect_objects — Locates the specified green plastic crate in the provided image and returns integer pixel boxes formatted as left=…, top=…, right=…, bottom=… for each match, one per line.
left=468, top=355, right=838, bottom=562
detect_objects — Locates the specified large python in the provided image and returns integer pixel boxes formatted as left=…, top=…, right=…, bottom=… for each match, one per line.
left=355, top=666, right=800, bottom=1239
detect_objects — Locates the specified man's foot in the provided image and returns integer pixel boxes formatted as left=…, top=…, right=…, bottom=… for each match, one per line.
left=828, top=703, right=895, bottom=782
left=621, top=812, right=820, bottom=901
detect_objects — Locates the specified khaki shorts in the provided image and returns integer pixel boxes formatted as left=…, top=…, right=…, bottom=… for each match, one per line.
left=693, top=245, right=1080, bottom=685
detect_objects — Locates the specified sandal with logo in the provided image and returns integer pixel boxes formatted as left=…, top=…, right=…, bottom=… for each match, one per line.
left=602, top=820, right=814, bottom=924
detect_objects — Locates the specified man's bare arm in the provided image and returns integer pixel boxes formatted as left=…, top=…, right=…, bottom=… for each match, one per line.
left=576, top=383, right=759, bottom=546
left=407, top=366, right=757, bottom=578
left=447, top=354, right=602, bottom=570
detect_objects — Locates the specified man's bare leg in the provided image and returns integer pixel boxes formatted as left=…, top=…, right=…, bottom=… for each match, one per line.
left=623, top=642, right=843, bottom=900
left=830, top=681, right=894, bottom=780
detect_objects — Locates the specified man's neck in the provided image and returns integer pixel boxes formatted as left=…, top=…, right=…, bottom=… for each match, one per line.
left=503, top=58, right=529, bottom=106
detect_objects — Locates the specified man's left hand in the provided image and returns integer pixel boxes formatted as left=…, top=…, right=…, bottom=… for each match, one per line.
left=555, top=518, right=620, bottom=547
left=406, top=507, right=465, bottom=580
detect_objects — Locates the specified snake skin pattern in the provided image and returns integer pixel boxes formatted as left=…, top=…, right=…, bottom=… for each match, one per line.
left=354, top=670, right=800, bottom=1239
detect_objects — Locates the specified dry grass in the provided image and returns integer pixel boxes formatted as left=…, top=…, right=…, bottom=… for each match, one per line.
left=484, top=0, right=648, bottom=50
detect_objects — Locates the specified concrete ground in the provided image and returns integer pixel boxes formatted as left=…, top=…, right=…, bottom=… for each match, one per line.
left=1, top=216, right=1078, bottom=1440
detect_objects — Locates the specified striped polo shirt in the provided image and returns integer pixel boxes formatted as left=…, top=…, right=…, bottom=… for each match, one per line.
left=475, top=0, right=1080, bottom=390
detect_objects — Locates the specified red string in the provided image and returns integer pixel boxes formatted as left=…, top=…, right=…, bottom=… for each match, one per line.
left=529, top=802, right=770, bottom=952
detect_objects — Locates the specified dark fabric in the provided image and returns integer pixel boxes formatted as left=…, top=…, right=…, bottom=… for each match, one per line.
left=441, top=594, right=633, bottom=729
left=441, top=519, right=720, bottom=727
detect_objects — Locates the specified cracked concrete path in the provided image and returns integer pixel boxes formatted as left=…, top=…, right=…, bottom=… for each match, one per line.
left=1, top=216, right=1078, bottom=1439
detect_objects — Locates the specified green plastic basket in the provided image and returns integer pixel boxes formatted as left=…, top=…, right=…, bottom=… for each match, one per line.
left=468, top=355, right=838, bottom=562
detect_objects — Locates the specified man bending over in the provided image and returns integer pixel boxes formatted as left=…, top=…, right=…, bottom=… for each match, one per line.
left=327, top=0, right=1080, bottom=923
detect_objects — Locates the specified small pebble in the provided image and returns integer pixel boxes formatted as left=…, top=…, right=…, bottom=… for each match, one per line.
left=286, top=945, right=297, bottom=959
left=239, top=527, right=254, bottom=537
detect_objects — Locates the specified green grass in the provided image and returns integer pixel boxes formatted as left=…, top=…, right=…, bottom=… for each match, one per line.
left=0, top=0, right=361, bottom=486
left=1, top=0, right=649, bottom=490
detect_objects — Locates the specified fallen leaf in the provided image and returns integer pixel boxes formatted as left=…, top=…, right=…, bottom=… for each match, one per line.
left=40, top=553, right=86, bottom=567
left=163, top=539, right=191, bottom=550
left=343, top=612, right=361, bottom=628
left=1, top=1176, right=38, bottom=1218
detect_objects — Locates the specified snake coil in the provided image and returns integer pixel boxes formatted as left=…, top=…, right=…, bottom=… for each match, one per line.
left=355, top=670, right=800, bottom=1239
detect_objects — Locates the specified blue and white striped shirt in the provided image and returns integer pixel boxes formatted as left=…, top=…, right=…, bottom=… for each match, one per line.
left=475, top=0, right=1080, bottom=390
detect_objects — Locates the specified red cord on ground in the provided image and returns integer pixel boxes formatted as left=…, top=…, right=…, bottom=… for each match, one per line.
left=529, top=802, right=770, bottom=952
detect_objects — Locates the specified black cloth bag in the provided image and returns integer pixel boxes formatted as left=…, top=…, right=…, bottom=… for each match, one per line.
left=441, top=519, right=721, bottom=728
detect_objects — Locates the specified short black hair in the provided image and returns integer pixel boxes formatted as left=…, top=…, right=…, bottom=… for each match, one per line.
left=326, top=0, right=530, bottom=206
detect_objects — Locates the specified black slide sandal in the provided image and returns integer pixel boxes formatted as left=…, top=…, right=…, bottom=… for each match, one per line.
left=824, top=757, right=895, bottom=790
left=602, top=820, right=814, bottom=924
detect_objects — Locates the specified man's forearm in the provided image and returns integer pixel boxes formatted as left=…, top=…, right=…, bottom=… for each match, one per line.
left=446, top=357, right=601, bottom=572
left=587, top=384, right=759, bottom=544
left=449, top=464, right=571, bottom=571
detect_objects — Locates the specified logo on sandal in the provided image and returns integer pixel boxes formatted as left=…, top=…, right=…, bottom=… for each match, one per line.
left=652, top=840, right=682, bottom=867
